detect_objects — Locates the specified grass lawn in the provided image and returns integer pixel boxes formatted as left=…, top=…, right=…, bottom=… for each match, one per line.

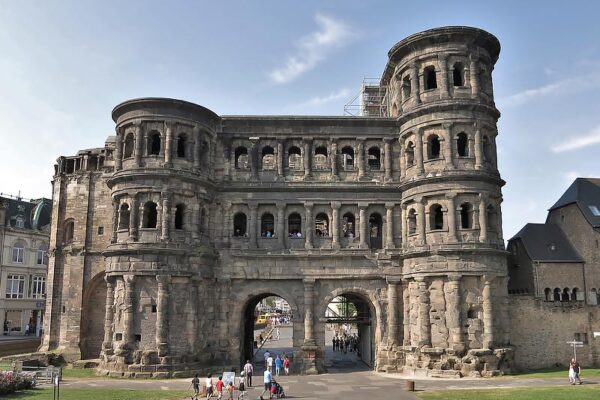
left=5, top=388, right=190, bottom=400
left=61, top=368, right=100, bottom=379
left=508, top=367, right=600, bottom=379
left=418, top=386, right=600, bottom=400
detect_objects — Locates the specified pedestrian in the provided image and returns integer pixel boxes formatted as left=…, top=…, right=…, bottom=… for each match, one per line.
left=276, top=327, right=280, bottom=340
left=243, top=359, right=253, bottom=387
left=275, top=355, right=282, bottom=376
left=332, top=336, right=336, bottom=351
left=206, top=374, right=213, bottom=399
left=283, top=356, right=290, bottom=376
left=25, top=324, right=30, bottom=336
left=264, top=349, right=270, bottom=369
left=215, top=376, right=224, bottom=399
left=226, top=381, right=235, bottom=399
left=260, top=368, right=273, bottom=400
left=189, top=373, right=200, bottom=400
left=237, top=377, right=246, bottom=400
left=569, top=358, right=583, bottom=385
left=267, top=354, right=274, bottom=371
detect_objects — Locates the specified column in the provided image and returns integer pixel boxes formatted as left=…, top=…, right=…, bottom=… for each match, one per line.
left=402, top=280, right=410, bottom=346
left=416, top=197, right=426, bottom=246
left=383, top=138, right=393, bottom=181
left=250, top=141, right=259, bottom=180
left=478, top=194, right=487, bottom=243
left=188, top=277, right=200, bottom=352
left=446, top=193, right=457, bottom=242
left=134, top=123, right=143, bottom=167
left=249, top=203, right=258, bottom=248
left=129, top=196, right=139, bottom=241
left=491, top=135, right=499, bottom=170
left=114, top=129, right=123, bottom=171
left=303, top=138, right=312, bottom=180
left=469, top=55, right=480, bottom=98
left=482, top=275, right=495, bottom=349
left=102, top=276, right=115, bottom=355
left=443, top=123, right=455, bottom=170
left=277, top=203, right=286, bottom=248
left=223, top=140, right=232, bottom=181
left=398, top=138, right=405, bottom=179
left=358, top=203, right=368, bottom=248
left=385, top=203, right=395, bottom=249
left=401, top=203, right=408, bottom=249
left=474, top=125, right=483, bottom=170
left=387, top=278, right=400, bottom=346
left=277, top=141, right=284, bottom=179
left=123, top=275, right=135, bottom=347
left=446, top=274, right=465, bottom=352
left=331, top=202, right=340, bottom=249
left=304, top=202, right=313, bottom=250
left=111, top=199, right=119, bottom=243
left=193, top=126, right=202, bottom=169
left=411, top=62, right=421, bottom=104
left=416, top=277, right=431, bottom=347
left=164, top=122, right=173, bottom=167
left=303, top=279, right=316, bottom=345
left=222, top=202, right=232, bottom=248
left=500, top=276, right=511, bottom=345
left=161, top=194, right=171, bottom=241
left=330, top=139, right=338, bottom=180
left=497, top=200, right=504, bottom=245
left=438, top=54, right=450, bottom=99
left=156, top=275, right=171, bottom=357
left=357, top=139, right=365, bottom=179
left=415, top=129, right=424, bottom=175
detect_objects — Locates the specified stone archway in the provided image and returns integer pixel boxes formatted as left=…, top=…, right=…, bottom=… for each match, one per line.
left=80, top=272, right=107, bottom=359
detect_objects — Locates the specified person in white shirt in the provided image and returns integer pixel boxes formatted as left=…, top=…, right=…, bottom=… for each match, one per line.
left=267, top=355, right=274, bottom=370
left=205, top=374, right=213, bottom=399
left=263, top=350, right=270, bottom=369
left=243, top=360, right=254, bottom=387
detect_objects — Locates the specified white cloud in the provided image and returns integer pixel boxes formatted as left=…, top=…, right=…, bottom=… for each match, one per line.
left=551, top=125, right=600, bottom=153
left=296, top=88, right=351, bottom=108
left=268, top=14, right=355, bottom=84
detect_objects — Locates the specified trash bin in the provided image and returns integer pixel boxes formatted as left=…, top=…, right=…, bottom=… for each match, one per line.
left=404, top=380, right=415, bottom=391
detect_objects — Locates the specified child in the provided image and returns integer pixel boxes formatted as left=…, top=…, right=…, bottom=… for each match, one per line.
left=190, top=373, right=200, bottom=400
left=237, top=377, right=246, bottom=400
left=215, top=376, right=224, bottom=400
left=226, top=381, right=235, bottom=400
left=206, top=374, right=213, bottom=399
left=283, top=357, right=290, bottom=376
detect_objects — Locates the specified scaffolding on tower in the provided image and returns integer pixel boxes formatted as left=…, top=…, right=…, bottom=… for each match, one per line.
left=343, top=78, right=388, bottom=117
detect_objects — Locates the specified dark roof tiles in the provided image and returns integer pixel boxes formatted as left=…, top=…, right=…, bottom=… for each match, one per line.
left=509, top=223, right=583, bottom=262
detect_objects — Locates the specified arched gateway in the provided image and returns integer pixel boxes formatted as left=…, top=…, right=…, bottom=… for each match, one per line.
left=41, top=27, right=514, bottom=378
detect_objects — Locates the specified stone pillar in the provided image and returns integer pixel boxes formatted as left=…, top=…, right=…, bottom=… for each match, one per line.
left=383, top=138, right=393, bottom=181
left=358, top=203, right=368, bottom=248
left=193, top=126, right=202, bottom=169
left=277, top=141, right=284, bottom=179
left=415, top=129, right=424, bottom=175
left=114, top=129, right=123, bottom=171
left=156, top=275, right=171, bottom=357
left=222, top=140, right=232, bottom=181
left=500, top=276, right=511, bottom=345
left=416, top=197, right=426, bottom=246
left=303, top=279, right=316, bottom=345
left=387, top=278, right=400, bottom=346
left=474, top=125, right=483, bottom=170
left=161, top=194, right=171, bottom=241
left=446, top=274, right=465, bottom=352
left=222, top=202, right=232, bottom=248
left=134, top=123, right=143, bottom=167
left=303, top=138, right=312, bottom=180
left=331, top=202, right=340, bottom=249
left=496, top=200, right=504, bottom=245
left=330, top=139, right=338, bottom=180
left=164, top=123, right=173, bottom=167
left=398, top=138, right=405, bottom=179
left=277, top=203, right=285, bottom=248
left=401, top=203, right=408, bottom=249
left=188, top=277, right=200, bottom=353
left=402, top=280, right=410, bottom=346
left=304, top=202, right=313, bottom=250
left=250, top=141, right=259, bottom=180
left=129, top=196, right=139, bottom=241
left=111, top=199, right=119, bottom=243
left=482, top=275, right=495, bottom=349
left=385, top=203, right=395, bottom=249
left=469, top=55, right=480, bottom=98
left=411, top=62, right=421, bottom=104
left=357, top=139, right=365, bottom=179
left=478, top=194, right=487, bottom=243
left=438, top=54, right=450, bottom=99
left=416, top=276, right=431, bottom=347
left=122, top=275, right=135, bottom=347
left=249, top=203, right=258, bottom=248
left=101, top=276, right=115, bottom=355
left=446, top=193, right=457, bottom=242
left=443, top=123, right=455, bottom=170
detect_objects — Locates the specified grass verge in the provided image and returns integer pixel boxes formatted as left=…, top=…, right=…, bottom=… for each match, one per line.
left=418, top=386, right=600, bottom=400
left=4, top=388, right=190, bottom=400
left=506, top=367, right=600, bottom=379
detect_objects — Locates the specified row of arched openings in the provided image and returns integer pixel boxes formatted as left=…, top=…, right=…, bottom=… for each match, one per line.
left=405, top=132, right=493, bottom=167
left=123, top=131, right=191, bottom=159
left=544, top=287, right=581, bottom=302
left=398, top=62, right=466, bottom=106
left=407, top=203, right=497, bottom=234
left=117, top=202, right=194, bottom=230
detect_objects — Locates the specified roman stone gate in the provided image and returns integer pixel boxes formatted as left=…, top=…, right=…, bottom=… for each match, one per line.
left=41, top=26, right=514, bottom=378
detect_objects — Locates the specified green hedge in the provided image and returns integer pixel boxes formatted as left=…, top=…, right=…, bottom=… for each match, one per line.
left=0, top=371, right=36, bottom=395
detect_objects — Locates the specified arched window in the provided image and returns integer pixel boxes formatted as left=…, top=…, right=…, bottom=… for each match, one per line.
left=341, top=146, right=354, bottom=170
left=553, top=288, right=561, bottom=301
left=288, top=213, right=302, bottom=237
left=562, top=288, right=570, bottom=302
left=429, top=204, right=443, bottom=230
left=544, top=288, right=551, bottom=301
left=369, top=213, right=383, bottom=249
left=467, top=307, right=479, bottom=319
left=456, top=132, right=469, bottom=157
left=233, top=213, right=247, bottom=237
left=11, top=240, right=25, bottom=263
left=408, top=209, right=417, bottom=235
left=424, top=66, right=437, bottom=90
left=453, top=62, right=464, bottom=87
left=176, top=134, right=187, bottom=158
left=391, top=103, right=398, bottom=118
left=402, top=75, right=411, bottom=101
left=482, top=135, right=493, bottom=163
left=406, top=141, right=415, bottom=167
left=460, top=203, right=473, bottom=229
left=175, top=204, right=185, bottom=230
left=261, top=213, right=275, bottom=237
left=572, top=288, right=579, bottom=302
left=235, top=147, right=249, bottom=169
left=288, top=146, right=302, bottom=170
left=142, top=202, right=157, bottom=228
left=342, top=213, right=355, bottom=237
left=123, top=133, right=134, bottom=158
left=368, top=147, right=381, bottom=170
left=148, top=131, right=161, bottom=155
left=315, top=213, right=329, bottom=237
left=262, top=146, right=275, bottom=170
left=428, top=135, right=441, bottom=160
left=314, top=146, right=328, bottom=169
left=64, top=219, right=75, bottom=243
left=118, top=204, right=130, bottom=230
left=487, top=205, right=498, bottom=232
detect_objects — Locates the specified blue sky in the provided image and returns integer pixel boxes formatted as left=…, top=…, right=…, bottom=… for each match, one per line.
left=1, top=0, right=600, bottom=239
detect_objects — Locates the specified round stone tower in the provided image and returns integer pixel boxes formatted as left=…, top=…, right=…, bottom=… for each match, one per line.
left=381, top=27, right=513, bottom=376
left=100, top=98, right=219, bottom=376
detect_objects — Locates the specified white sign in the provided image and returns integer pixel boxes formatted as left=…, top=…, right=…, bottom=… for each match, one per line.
left=593, top=332, right=600, bottom=338
left=566, top=341, right=584, bottom=345
left=222, top=371, right=235, bottom=386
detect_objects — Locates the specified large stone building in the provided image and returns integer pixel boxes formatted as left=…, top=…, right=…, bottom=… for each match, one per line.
left=0, top=195, right=51, bottom=336
left=41, top=26, right=514, bottom=377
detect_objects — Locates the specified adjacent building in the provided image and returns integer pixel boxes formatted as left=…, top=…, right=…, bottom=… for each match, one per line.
left=0, top=195, right=52, bottom=336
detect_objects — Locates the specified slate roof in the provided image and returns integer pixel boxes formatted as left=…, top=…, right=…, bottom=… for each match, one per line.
left=549, top=178, right=600, bottom=228
left=1, top=196, right=52, bottom=231
left=509, top=223, right=583, bottom=262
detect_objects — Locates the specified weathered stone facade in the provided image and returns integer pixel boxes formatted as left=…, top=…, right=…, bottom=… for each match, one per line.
left=41, top=26, right=513, bottom=377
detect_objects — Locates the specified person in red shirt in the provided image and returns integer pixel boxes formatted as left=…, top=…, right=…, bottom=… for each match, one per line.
left=215, top=376, right=224, bottom=399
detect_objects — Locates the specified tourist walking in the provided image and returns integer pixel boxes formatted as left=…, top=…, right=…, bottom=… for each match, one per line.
left=283, top=356, right=290, bottom=376
left=264, top=350, right=270, bottom=369
left=206, top=374, right=213, bottom=399
left=243, top=359, right=253, bottom=387
left=215, top=376, right=224, bottom=399
left=569, top=358, right=583, bottom=385
left=190, top=373, right=200, bottom=400
left=226, top=381, right=235, bottom=399
left=332, top=336, right=336, bottom=351
left=275, top=355, right=282, bottom=376
left=267, top=354, right=274, bottom=371
left=261, top=368, right=273, bottom=400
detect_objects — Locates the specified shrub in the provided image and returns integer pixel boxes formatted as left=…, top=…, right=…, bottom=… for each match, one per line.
left=0, top=371, right=36, bottom=395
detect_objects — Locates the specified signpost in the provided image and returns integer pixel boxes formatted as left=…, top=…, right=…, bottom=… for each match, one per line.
left=566, top=340, right=584, bottom=360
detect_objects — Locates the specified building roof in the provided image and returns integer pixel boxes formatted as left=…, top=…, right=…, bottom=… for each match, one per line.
left=509, top=223, right=583, bottom=263
left=549, top=178, right=600, bottom=228
left=0, top=195, right=52, bottom=231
